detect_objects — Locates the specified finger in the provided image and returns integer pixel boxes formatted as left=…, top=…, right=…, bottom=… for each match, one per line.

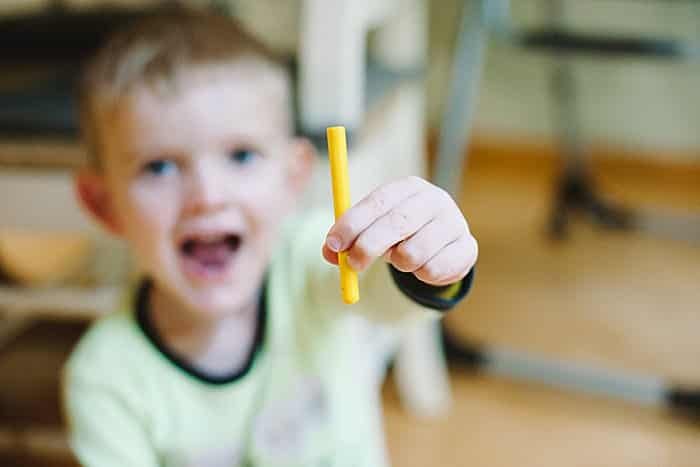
left=346, top=190, right=438, bottom=272
left=388, top=214, right=466, bottom=273
left=325, top=176, right=428, bottom=252
left=414, top=234, right=478, bottom=286
left=322, top=243, right=339, bottom=265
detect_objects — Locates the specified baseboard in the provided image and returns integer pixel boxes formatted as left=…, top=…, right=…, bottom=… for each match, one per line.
left=427, top=131, right=700, bottom=184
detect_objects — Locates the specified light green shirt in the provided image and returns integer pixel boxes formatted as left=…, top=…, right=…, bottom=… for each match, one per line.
left=64, top=210, right=446, bottom=467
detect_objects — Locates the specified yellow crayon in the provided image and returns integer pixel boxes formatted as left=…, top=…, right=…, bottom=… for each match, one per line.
left=326, top=126, right=359, bottom=304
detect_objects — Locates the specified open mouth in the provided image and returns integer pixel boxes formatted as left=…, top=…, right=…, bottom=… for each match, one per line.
left=179, top=233, right=242, bottom=280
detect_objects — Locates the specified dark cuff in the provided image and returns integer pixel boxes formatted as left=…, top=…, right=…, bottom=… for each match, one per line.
left=389, top=265, right=475, bottom=312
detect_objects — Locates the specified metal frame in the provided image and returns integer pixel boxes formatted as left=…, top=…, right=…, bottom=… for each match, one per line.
left=434, top=0, right=700, bottom=418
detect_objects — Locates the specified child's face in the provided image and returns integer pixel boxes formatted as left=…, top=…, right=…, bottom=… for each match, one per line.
left=80, top=65, right=313, bottom=317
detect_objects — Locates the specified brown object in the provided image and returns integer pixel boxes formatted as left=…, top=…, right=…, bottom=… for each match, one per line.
left=0, top=231, right=92, bottom=287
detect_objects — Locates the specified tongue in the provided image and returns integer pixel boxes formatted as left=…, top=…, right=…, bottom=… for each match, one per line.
left=190, top=241, right=231, bottom=266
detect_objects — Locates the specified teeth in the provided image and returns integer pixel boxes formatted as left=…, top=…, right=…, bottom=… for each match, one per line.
left=195, top=233, right=226, bottom=243
left=180, top=231, right=242, bottom=251
left=183, top=232, right=229, bottom=244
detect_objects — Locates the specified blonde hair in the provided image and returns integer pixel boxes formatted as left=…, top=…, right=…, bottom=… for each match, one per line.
left=79, top=8, right=289, bottom=168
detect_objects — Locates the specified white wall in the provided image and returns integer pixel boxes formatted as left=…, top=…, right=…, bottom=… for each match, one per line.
left=427, top=0, right=700, bottom=159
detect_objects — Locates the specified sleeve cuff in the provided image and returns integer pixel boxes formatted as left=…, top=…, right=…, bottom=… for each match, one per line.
left=389, top=265, right=475, bottom=312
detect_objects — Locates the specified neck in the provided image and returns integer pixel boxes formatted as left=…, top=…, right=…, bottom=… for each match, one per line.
left=147, top=281, right=261, bottom=378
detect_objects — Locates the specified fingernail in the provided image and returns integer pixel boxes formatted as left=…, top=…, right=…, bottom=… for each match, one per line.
left=326, top=236, right=341, bottom=252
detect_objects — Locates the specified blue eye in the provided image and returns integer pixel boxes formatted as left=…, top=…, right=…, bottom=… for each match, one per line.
left=229, top=149, right=258, bottom=165
left=144, top=160, right=176, bottom=175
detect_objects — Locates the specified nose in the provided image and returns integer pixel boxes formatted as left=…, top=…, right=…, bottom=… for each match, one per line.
left=184, top=160, right=229, bottom=216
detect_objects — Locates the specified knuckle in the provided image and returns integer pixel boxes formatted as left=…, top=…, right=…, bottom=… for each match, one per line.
left=470, top=235, right=479, bottom=260
left=367, top=188, right=389, bottom=215
left=352, top=235, right=376, bottom=260
left=347, top=250, right=368, bottom=271
left=421, top=260, right=445, bottom=281
left=406, top=175, right=426, bottom=186
left=340, top=216, right=361, bottom=239
left=453, top=216, right=469, bottom=237
left=332, top=216, right=350, bottom=234
left=339, top=211, right=367, bottom=241
left=436, top=187, right=455, bottom=208
left=395, top=242, right=424, bottom=269
left=352, top=239, right=369, bottom=259
left=388, top=210, right=411, bottom=235
left=331, top=221, right=354, bottom=246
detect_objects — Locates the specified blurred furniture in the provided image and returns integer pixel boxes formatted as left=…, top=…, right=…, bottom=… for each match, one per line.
left=0, top=164, right=129, bottom=455
left=0, top=6, right=160, bottom=139
left=437, top=0, right=700, bottom=417
left=0, top=167, right=127, bottom=329
left=436, top=0, right=700, bottom=240
left=0, top=2, right=155, bottom=363
left=535, top=0, right=700, bottom=238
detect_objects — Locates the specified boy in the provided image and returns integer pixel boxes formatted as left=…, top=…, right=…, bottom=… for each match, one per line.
left=64, top=9, right=477, bottom=467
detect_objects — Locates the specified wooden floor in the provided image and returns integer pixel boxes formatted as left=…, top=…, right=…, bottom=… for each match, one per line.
left=384, top=140, right=700, bottom=467
left=1, top=139, right=700, bottom=466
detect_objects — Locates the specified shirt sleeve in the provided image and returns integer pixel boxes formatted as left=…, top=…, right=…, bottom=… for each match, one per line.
left=63, top=371, right=160, bottom=467
left=388, top=265, right=474, bottom=312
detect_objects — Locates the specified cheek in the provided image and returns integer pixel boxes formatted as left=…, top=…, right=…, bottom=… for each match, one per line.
left=239, top=168, right=292, bottom=247
left=117, top=180, right=180, bottom=245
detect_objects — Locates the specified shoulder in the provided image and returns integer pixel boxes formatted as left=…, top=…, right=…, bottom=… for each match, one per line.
left=64, top=309, right=151, bottom=386
left=274, top=209, right=334, bottom=270
left=281, top=209, right=334, bottom=247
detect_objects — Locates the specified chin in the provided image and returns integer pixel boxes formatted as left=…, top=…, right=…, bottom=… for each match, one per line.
left=185, top=284, right=260, bottom=318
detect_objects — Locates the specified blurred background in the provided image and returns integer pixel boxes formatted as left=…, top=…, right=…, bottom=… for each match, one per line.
left=0, top=1, right=699, bottom=466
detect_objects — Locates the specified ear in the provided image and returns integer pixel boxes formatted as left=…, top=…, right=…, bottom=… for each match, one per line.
left=74, top=169, right=123, bottom=236
left=287, top=137, right=316, bottom=195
